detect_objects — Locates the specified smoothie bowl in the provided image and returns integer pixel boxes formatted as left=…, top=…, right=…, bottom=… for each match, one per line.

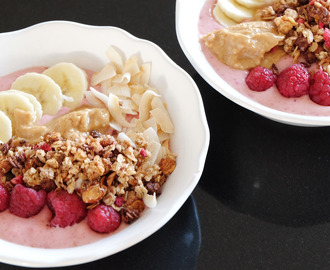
left=176, top=0, right=330, bottom=126
left=0, top=21, right=209, bottom=267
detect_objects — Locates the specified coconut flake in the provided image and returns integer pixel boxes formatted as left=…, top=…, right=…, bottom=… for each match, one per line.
left=143, top=192, right=157, bottom=208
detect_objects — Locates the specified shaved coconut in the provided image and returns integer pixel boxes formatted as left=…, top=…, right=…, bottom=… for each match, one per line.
left=117, top=132, right=136, bottom=148
left=157, top=130, right=170, bottom=143
left=91, top=64, right=116, bottom=86
left=155, top=146, right=166, bottom=165
left=85, top=91, right=105, bottom=107
left=147, top=141, right=161, bottom=165
left=143, top=117, right=158, bottom=132
left=109, top=120, right=122, bottom=131
left=120, top=99, right=138, bottom=115
left=123, top=56, right=140, bottom=76
left=131, top=93, right=142, bottom=106
left=150, top=108, right=174, bottom=133
left=106, top=46, right=124, bottom=71
left=151, top=96, right=166, bottom=111
left=139, top=90, right=160, bottom=122
left=131, top=84, right=147, bottom=95
left=143, top=127, right=160, bottom=144
left=162, top=139, right=173, bottom=156
left=112, top=72, right=131, bottom=84
left=140, top=63, right=151, bottom=85
left=100, top=79, right=112, bottom=95
left=107, top=93, right=133, bottom=127
left=143, top=193, right=157, bottom=208
left=89, top=87, right=109, bottom=106
left=108, top=84, right=131, bottom=98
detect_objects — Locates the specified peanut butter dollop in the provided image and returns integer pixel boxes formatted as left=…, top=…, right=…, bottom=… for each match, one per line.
left=203, top=21, right=285, bottom=70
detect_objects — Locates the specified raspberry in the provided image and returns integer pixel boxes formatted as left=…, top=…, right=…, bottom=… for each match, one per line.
left=9, top=184, right=46, bottom=218
left=47, top=190, right=87, bottom=228
left=245, top=66, right=277, bottom=91
left=276, top=64, right=310, bottom=97
left=88, top=205, right=121, bottom=233
left=309, top=69, right=330, bottom=106
left=0, top=185, right=10, bottom=212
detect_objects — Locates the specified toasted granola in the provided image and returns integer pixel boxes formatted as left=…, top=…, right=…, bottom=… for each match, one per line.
left=260, top=0, right=330, bottom=71
left=0, top=130, right=176, bottom=223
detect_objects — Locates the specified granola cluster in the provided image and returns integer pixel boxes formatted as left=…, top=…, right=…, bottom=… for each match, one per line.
left=259, top=0, right=330, bottom=72
left=0, top=131, right=176, bottom=224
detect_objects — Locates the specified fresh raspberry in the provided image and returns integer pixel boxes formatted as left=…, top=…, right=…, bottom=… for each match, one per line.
left=309, top=69, right=330, bottom=106
left=324, top=28, right=330, bottom=48
left=0, top=185, right=10, bottom=212
left=276, top=64, right=310, bottom=97
left=245, top=66, right=277, bottom=91
left=9, top=184, right=46, bottom=218
left=47, top=190, right=87, bottom=228
left=88, top=205, right=121, bottom=233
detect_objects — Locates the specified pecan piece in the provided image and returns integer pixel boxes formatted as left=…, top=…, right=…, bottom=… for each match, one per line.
left=159, top=157, right=176, bottom=176
left=0, top=159, right=12, bottom=174
left=121, top=208, right=141, bottom=224
left=0, top=143, right=10, bottom=154
left=81, top=184, right=107, bottom=204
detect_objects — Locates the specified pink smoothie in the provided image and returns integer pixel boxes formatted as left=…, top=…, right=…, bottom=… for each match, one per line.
left=199, top=0, right=330, bottom=116
left=0, top=67, right=125, bottom=249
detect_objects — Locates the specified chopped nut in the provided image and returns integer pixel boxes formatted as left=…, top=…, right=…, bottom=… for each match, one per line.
left=82, top=184, right=107, bottom=204
left=159, top=157, right=176, bottom=176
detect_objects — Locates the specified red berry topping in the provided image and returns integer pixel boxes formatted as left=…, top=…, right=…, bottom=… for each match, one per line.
left=0, top=185, right=10, bottom=212
left=324, top=28, right=330, bottom=48
left=40, top=143, right=52, bottom=152
left=88, top=205, right=121, bottom=233
left=9, top=184, right=46, bottom=218
left=140, top=148, right=147, bottom=157
left=10, top=175, right=23, bottom=185
left=245, top=66, right=277, bottom=92
left=47, top=190, right=87, bottom=228
left=115, top=196, right=124, bottom=207
left=276, top=64, right=310, bottom=97
left=309, top=69, right=330, bottom=106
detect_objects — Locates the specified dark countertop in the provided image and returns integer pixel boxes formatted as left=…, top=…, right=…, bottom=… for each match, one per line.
left=1, top=1, right=330, bottom=269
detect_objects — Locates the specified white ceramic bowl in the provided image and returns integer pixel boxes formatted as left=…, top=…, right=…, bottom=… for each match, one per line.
left=0, top=21, right=210, bottom=267
left=176, top=0, right=330, bottom=127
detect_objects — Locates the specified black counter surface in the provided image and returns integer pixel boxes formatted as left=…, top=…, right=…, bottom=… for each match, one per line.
left=1, top=1, right=330, bottom=269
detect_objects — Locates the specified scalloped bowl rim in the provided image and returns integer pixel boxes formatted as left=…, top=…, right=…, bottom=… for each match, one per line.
left=0, top=20, right=210, bottom=267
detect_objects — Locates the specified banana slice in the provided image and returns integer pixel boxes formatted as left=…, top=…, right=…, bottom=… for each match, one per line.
left=235, top=0, right=275, bottom=8
left=43, top=62, right=88, bottom=109
left=11, top=72, right=63, bottom=115
left=0, top=91, right=35, bottom=133
left=6, top=89, right=43, bottom=122
left=217, top=0, right=254, bottom=23
left=213, top=4, right=237, bottom=27
left=0, top=110, right=12, bottom=143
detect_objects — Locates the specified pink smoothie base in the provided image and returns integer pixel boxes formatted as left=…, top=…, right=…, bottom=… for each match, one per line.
left=0, top=67, right=126, bottom=249
left=199, top=0, right=330, bottom=116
